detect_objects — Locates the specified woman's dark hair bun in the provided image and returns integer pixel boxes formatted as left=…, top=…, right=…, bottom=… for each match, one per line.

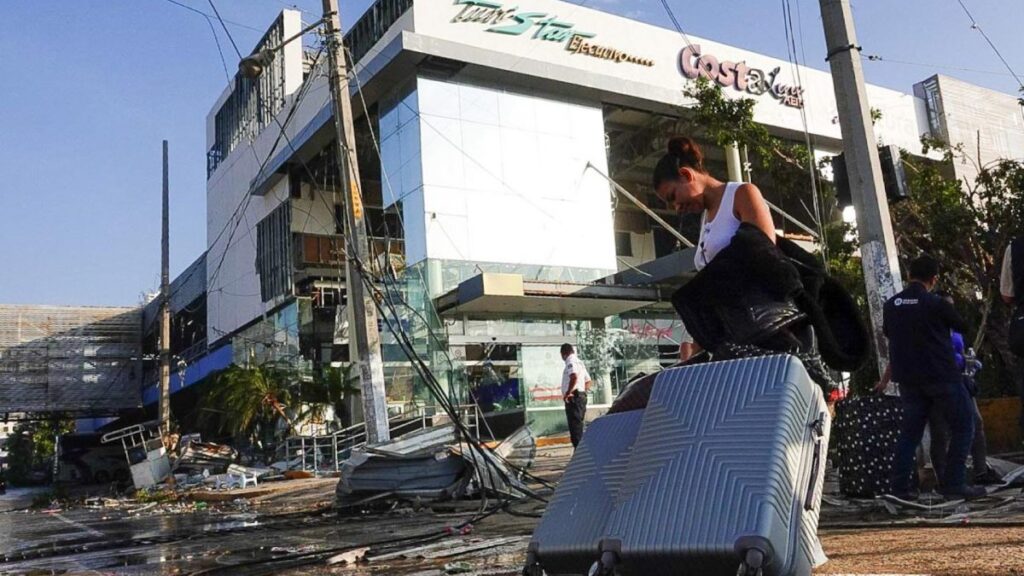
left=652, top=136, right=706, bottom=187
left=666, top=136, right=687, bottom=157
left=667, top=136, right=704, bottom=171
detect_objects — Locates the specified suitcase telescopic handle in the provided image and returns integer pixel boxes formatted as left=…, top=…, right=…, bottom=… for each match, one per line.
left=804, top=412, right=826, bottom=511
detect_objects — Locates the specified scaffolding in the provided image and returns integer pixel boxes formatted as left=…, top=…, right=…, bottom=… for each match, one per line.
left=0, top=305, right=142, bottom=416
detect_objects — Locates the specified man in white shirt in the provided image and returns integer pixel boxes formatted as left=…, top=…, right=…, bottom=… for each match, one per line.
left=560, top=343, right=592, bottom=448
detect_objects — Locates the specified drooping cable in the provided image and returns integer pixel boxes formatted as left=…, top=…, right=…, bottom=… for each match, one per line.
left=782, top=0, right=828, bottom=268
left=954, top=0, right=1024, bottom=91
left=206, top=0, right=243, bottom=59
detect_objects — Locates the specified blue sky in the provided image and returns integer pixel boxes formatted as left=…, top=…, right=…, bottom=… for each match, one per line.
left=0, top=0, right=1020, bottom=306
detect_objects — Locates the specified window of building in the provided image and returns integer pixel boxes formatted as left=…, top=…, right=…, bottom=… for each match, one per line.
left=615, top=231, right=633, bottom=256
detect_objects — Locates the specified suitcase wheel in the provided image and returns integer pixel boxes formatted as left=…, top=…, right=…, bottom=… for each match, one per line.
left=736, top=547, right=766, bottom=576
left=587, top=551, right=620, bottom=576
left=522, top=566, right=544, bottom=576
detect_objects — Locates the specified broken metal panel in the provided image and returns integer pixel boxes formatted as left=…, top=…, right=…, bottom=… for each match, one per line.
left=0, top=305, right=142, bottom=415
left=142, top=253, right=207, bottom=329
left=256, top=201, right=294, bottom=303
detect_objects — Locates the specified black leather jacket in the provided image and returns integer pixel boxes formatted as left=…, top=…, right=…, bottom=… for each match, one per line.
left=672, top=223, right=868, bottom=371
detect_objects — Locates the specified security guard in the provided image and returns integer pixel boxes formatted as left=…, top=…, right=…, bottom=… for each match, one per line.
left=885, top=255, right=984, bottom=500
left=560, top=343, right=592, bottom=448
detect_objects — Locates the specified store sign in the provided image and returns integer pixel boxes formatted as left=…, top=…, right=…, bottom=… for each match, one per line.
left=451, top=0, right=654, bottom=67
left=680, top=44, right=804, bottom=108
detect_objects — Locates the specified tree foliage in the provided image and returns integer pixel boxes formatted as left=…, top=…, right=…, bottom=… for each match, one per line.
left=2, top=417, right=74, bottom=486
left=199, top=361, right=356, bottom=440
left=683, top=77, right=820, bottom=211
left=894, top=139, right=1024, bottom=395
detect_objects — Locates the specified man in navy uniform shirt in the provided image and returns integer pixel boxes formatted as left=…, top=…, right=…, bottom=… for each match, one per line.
left=884, top=255, right=984, bottom=500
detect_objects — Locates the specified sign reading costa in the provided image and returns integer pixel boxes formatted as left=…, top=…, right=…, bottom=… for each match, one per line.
left=680, top=44, right=804, bottom=108
left=451, top=0, right=654, bottom=68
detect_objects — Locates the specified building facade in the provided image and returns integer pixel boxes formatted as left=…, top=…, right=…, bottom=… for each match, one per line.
left=914, top=74, right=1024, bottom=188
left=177, top=0, right=1024, bottom=435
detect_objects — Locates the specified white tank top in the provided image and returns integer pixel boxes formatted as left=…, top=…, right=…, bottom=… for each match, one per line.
left=695, top=182, right=743, bottom=270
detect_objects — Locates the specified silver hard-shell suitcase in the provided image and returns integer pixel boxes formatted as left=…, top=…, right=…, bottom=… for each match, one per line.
left=525, top=355, right=830, bottom=576
left=526, top=411, right=643, bottom=576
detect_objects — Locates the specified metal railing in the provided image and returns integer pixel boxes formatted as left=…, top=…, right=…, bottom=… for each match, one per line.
left=283, top=402, right=490, bottom=474
left=284, top=407, right=427, bottom=474
left=101, top=421, right=163, bottom=466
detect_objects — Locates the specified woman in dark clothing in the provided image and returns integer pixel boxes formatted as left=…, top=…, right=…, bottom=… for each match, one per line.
left=609, top=138, right=868, bottom=413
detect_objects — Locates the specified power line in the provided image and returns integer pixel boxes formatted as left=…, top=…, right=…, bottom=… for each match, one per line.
left=781, top=0, right=826, bottom=266
left=155, top=0, right=264, bottom=33
left=954, top=0, right=1024, bottom=91
left=166, top=48, right=328, bottom=308
left=206, top=0, right=243, bottom=59
left=656, top=0, right=696, bottom=50
left=863, top=53, right=1020, bottom=79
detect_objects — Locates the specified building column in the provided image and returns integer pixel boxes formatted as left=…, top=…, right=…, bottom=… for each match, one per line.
left=591, top=318, right=614, bottom=405
left=724, top=142, right=743, bottom=182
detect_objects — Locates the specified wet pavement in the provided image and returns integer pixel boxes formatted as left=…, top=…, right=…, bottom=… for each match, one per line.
left=4, top=446, right=1024, bottom=575
left=0, top=459, right=557, bottom=576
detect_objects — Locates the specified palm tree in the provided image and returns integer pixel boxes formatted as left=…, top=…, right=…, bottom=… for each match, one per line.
left=201, top=362, right=360, bottom=440
left=202, top=363, right=299, bottom=439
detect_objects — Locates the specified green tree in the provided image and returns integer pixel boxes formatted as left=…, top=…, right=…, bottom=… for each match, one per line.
left=894, top=140, right=1024, bottom=396
left=201, top=362, right=299, bottom=439
left=200, top=362, right=357, bottom=440
left=3, top=417, right=74, bottom=486
left=682, top=77, right=823, bottom=214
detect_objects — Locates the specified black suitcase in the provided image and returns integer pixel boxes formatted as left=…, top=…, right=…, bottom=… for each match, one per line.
left=834, top=395, right=903, bottom=497
left=526, top=355, right=830, bottom=576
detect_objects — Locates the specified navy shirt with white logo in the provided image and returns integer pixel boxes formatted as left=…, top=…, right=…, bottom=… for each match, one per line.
left=883, top=282, right=967, bottom=393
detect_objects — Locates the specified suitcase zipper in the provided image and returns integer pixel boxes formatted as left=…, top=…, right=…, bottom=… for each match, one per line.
left=804, top=412, right=827, bottom=511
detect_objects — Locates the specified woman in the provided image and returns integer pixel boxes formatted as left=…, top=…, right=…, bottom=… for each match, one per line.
left=653, top=137, right=836, bottom=392
left=652, top=136, right=775, bottom=270
left=608, top=137, right=867, bottom=413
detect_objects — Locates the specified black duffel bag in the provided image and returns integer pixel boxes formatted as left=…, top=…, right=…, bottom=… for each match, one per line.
left=834, top=395, right=909, bottom=498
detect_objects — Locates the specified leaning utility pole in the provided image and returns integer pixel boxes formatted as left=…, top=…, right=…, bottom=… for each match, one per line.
left=321, top=0, right=390, bottom=443
left=159, top=140, right=172, bottom=433
left=820, top=0, right=903, bottom=377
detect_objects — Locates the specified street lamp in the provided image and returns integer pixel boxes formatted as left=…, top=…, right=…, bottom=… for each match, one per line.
left=237, top=18, right=326, bottom=79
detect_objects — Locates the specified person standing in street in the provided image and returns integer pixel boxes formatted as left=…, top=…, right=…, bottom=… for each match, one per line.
left=922, top=293, right=1003, bottom=487
left=1001, top=235, right=1024, bottom=442
left=560, top=343, right=592, bottom=448
left=884, top=255, right=984, bottom=500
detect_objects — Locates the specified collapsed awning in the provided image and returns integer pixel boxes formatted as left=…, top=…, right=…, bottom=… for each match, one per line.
left=434, top=273, right=675, bottom=319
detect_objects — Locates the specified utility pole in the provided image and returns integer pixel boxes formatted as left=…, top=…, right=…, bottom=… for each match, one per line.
left=321, top=0, right=390, bottom=443
left=819, top=0, right=902, bottom=377
left=159, top=140, right=172, bottom=434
